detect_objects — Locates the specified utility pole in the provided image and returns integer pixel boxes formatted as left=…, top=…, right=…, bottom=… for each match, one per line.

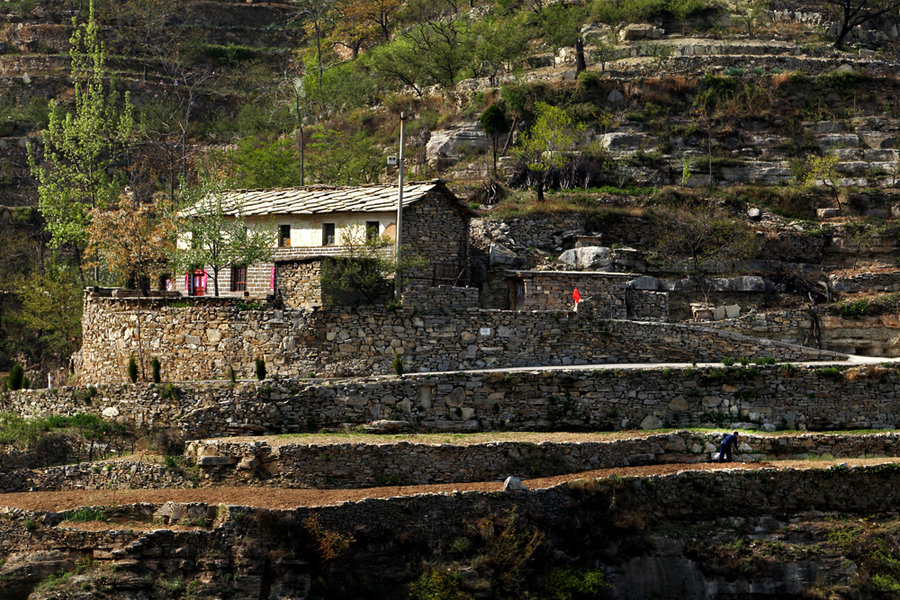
left=394, top=111, right=407, bottom=301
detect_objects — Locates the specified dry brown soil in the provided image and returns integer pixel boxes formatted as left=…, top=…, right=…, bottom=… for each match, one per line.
left=1, top=457, right=897, bottom=513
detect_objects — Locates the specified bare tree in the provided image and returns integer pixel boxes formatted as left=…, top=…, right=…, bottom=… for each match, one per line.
left=821, top=0, right=900, bottom=49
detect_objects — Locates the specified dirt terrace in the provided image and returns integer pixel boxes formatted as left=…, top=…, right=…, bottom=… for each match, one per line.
left=1, top=457, right=897, bottom=514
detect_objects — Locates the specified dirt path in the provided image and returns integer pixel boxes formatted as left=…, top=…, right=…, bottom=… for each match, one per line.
left=1, top=457, right=896, bottom=513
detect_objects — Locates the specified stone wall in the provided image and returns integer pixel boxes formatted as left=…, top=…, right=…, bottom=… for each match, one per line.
left=2, top=431, right=896, bottom=493
left=6, top=363, right=893, bottom=439
left=402, top=188, right=472, bottom=287
left=708, top=309, right=900, bottom=357
left=185, top=431, right=900, bottom=489
left=74, top=291, right=843, bottom=384
left=0, top=460, right=193, bottom=494
left=506, top=270, right=668, bottom=320
left=402, top=285, right=480, bottom=311
left=705, top=310, right=812, bottom=346
left=274, top=259, right=323, bottom=309
left=1, top=465, right=899, bottom=599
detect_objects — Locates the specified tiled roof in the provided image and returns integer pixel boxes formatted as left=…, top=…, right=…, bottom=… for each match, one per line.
left=179, top=182, right=444, bottom=217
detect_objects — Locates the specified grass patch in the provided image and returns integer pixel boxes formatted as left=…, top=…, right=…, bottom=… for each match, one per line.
left=64, top=507, right=106, bottom=523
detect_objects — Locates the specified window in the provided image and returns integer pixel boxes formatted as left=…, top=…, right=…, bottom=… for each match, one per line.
left=230, top=265, right=247, bottom=292
left=366, top=221, right=380, bottom=244
left=323, top=223, right=336, bottom=246
left=278, top=224, right=291, bottom=247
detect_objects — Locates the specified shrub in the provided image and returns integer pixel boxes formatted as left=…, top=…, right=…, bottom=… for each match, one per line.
left=393, top=352, right=404, bottom=376
left=151, top=358, right=161, bottom=383
left=127, top=356, right=138, bottom=383
left=227, top=366, right=237, bottom=383
left=160, top=383, right=180, bottom=400
left=721, top=358, right=735, bottom=366
left=839, top=298, right=869, bottom=318
left=8, top=364, right=25, bottom=391
left=255, top=358, right=267, bottom=381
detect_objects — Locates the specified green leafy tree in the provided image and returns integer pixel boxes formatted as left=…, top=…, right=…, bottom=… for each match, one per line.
left=397, top=12, right=473, bottom=90
left=307, top=128, right=384, bottom=185
left=28, top=0, right=133, bottom=269
left=361, top=38, right=429, bottom=96
left=13, top=260, right=83, bottom=368
left=171, top=179, right=276, bottom=296
left=319, top=226, right=426, bottom=307
left=472, top=14, right=531, bottom=86
left=219, top=136, right=305, bottom=189
left=800, top=150, right=844, bottom=213
left=514, top=102, right=585, bottom=202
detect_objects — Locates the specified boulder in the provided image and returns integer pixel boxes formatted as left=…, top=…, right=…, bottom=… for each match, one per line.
left=504, top=476, right=527, bottom=491
left=362, top=419, right=413, bottom=434
left=607, top=88, right=625, bottom=104
left=489, top=243, right=522, bottom=266
left=425, top=123, right=488, bottom=166
left=559, top=246, right=610, bottom=269
left=600, top=131, right=653, bottom=151
left=619, top=23, right=665, bottom=41
left=628, top=276, right=661, bottom=290
left=640, top=414, right=664, bottom=429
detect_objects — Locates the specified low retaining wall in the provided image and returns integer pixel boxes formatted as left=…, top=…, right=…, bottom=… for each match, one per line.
left=3, top=432, right=897, bottom=493
left=186, top=431, right=900, bottom=488
left=0, top=461, right=194, bottom=494
left=4, top=364, right=896, bottom=437
left=74, top=290, right=844, bottom=385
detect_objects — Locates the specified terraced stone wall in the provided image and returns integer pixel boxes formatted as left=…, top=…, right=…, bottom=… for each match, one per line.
left=1, top=466, right=899, bottom=599
left=185, top=432, right=900, bottom=489
left=1, top=432, right=897, bottom=493
left=74, top=291, right=842, bottom=384
left=6, top=363, right=894, bottom=438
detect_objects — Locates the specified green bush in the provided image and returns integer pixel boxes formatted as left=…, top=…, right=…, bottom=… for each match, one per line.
left=393, top=352, right=404, bottom=377
left=199, top=43, right=259, bottom=64
left=839, top=298, right=870, bottom=318
left=8, top=363, right=25, bottom=391
left=227, top=366, right=237, bottom=383
left=255, top=358, right=267, bottom=381
left=151, top=358, right=161, bottom=383
left=127, top=356, right=138, bottom=383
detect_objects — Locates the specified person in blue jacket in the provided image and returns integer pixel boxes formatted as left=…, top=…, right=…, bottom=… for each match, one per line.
left=718, top=432, right=740, bottom=463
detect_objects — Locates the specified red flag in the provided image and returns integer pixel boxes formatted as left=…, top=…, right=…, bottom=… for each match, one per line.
left=573, top=288, right=581, bottom=304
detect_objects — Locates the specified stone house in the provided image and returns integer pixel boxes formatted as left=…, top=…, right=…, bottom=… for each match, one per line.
left=178, top=180, right=474, bottom=299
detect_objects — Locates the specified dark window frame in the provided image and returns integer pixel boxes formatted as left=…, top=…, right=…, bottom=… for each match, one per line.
left=230, top=265, right=247, bottom=292
left=366, top=220, right=380, bottom=244
left=323, top=222, right=336, bottom=246
left=278, top=224, right=291, bottom=248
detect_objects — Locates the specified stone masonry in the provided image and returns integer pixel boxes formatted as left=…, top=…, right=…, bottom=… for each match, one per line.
left=73, top=291, right=843, bottom=385
left=6, top=364, right=894, bottom=439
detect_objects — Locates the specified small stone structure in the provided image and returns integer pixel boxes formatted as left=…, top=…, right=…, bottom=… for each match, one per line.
left=505, top=270, right=668, bottom=319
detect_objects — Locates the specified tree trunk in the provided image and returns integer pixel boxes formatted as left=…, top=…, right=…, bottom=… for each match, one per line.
left=536, top=173, right=545, bottom=202
left=491, top=134, right=497, bottom=173
left=575, top=38, right=586, bottom=75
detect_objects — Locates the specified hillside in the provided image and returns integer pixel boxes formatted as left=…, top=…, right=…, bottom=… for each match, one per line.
left=2, top=1, right=900, bottom=597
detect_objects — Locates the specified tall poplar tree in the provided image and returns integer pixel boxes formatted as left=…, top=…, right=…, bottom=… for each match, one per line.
left=28, top=0, right=133, bottom=270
